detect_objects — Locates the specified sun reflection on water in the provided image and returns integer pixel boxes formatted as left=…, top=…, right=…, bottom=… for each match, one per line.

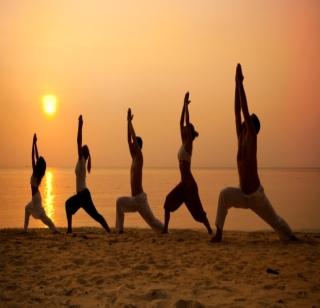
left=43, top=170, right=55, bottom=221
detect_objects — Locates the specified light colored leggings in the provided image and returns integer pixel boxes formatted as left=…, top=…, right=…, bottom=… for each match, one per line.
left=24, top=202, right=57, bottom=233
left=215, top=186, right=293, bottom=240
left=116, top=192, right=163, bottom=232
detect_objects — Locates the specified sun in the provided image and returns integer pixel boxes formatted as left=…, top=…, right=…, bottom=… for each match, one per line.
left=42, top=95, right=57, bottom=116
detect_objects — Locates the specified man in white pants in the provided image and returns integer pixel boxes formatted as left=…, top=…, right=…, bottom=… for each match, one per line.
left=211, top=64, right=296, bottom=242
left=115, top=108, right=164, bottom=233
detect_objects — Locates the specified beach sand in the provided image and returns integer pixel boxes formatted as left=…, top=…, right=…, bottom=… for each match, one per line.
left=1, top=228, right=319, bottom=307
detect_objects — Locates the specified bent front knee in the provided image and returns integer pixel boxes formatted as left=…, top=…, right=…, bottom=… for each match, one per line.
left=218, top=187, right=236, bottom=205
left=116, top=198, right=123, bottom=211
left=219, top=187, right=234, bottom=198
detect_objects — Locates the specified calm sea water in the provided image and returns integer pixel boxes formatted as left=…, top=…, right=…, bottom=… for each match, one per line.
left=0, top=168, right=319, bottom=231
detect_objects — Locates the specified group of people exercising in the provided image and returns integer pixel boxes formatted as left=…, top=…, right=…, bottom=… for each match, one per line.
left=24, top=64, right=297, bottom=242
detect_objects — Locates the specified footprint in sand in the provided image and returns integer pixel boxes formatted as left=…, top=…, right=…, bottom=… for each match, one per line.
left=72, top=258, right=85, bottom=266
left=76, top=277, right=87, bottom=285
left=133, top=264, right=149, bottom=271
left=89, top=275, right=105, bottom=285
left=174, top=299, right=204, bottom=308
left=143, top=289, right=167, bottom=301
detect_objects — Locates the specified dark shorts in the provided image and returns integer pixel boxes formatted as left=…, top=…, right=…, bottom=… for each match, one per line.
left=164, top=181, right=207, bottom=222
left=66, top=188, right=99, bottom=216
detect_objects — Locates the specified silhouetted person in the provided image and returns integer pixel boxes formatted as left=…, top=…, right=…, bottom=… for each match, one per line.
left=65, top=115, right=110, bottom=234
left=115, top=108, right=163, bottom=233
left=211, top=64, right=296, bottom=242
left=24, top=134, right=58, bottom=233
left=163, top=92, right=212, bottom=234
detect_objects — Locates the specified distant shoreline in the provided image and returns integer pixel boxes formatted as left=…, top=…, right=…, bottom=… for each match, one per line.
left=1, top=227, right=320, bottom=233
left=1, top=166, right=320, bottom=170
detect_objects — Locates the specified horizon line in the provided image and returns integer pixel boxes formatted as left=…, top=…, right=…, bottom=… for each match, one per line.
left=1, top=166, right=320, bottom=170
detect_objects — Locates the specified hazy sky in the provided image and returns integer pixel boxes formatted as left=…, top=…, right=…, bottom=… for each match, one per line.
left=1, top=0, right=319, bottom=168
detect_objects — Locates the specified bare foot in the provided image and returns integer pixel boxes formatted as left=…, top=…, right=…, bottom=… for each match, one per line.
left=210, top=234, right=222, bottom=243
left=210, top=228, right=222, bottom=243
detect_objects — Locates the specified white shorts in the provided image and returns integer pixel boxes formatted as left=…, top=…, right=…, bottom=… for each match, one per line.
left=25, top=192, right=46, bottom=219
left=215, top=186, right=293, bottom=240
left=116, top=192, right=163, bottom=232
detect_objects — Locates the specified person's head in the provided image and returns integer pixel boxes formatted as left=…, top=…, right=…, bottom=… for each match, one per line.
left=82, top=145, right=91, bottom=173
left=250, top=113, right=260, bottom=134
left=189, top=123, right=199, bottom=140
left=241, top=114, right=260, bottom=135
left=136, top=136, right=143, bottom=149
left=34, top=156, right=46, bottom=182
left=82, top=145, right=90, bottom=160
left=183, top=123, right=199, bottom=141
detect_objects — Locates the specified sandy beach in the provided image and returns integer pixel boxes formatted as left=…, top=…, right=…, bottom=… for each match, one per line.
left=1, top=228, right=319, bottom=307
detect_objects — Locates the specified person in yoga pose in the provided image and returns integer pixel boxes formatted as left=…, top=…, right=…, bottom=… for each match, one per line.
left=24, top=134, right=58, bottom=233
left=211, top=64, right=296, bottom=242
left=163, top=92, right=212, bottom=234
left=65, top=115, right=110, bottom=234
left=115, top=108, right=163, bottom=233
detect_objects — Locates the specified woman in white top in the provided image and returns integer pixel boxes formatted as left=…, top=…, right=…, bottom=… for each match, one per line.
left=163, top=92, right=212, bottom=234
left=24, top=134, right=58, bottom=233
left=65, top=115, right=110, bottom=234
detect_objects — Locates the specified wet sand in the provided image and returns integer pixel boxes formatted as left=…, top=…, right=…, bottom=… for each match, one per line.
left=1, top=228, right=319, bottom=307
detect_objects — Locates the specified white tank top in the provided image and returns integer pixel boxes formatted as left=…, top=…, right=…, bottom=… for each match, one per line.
left=75, top=157, right=86, bottom=193
left=178, top=145, right=191, bottom=163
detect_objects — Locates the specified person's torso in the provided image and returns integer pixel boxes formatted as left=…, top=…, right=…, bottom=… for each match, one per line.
left=237, top=131, right=260, bottom=194
left=75, top=157, right=87, bottom=193
left=30, top=174, right=39, bottom=196
left=131, top=152, right=143, bottom=196
left=178, top=144, right=194, bottom=183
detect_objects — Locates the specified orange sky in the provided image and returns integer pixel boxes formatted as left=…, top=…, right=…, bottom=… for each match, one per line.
left=1, top=0, right=319, bottom=168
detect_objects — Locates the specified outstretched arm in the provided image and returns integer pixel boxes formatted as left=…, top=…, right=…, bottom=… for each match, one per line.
left=180, top=96, right=186, bottom=129
left=127, top=108, right=141, bottom=154
left=235, top=65, right=242, bottom=138
left=77, top=115, right=83, bottom=159
left=127, top=108, right=134, bottom=156
left=185, top=92, right=190, bottom=126
left=180, top=92, right=191, bottom=141
left=237, top=64, right=255, bottom=133
left=31, top=134, right=37, bottom=171
left=34, top=138, right=39, bottom=161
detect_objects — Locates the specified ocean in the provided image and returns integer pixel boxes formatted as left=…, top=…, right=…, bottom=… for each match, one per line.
left=0, top=168, right=319, bottom=231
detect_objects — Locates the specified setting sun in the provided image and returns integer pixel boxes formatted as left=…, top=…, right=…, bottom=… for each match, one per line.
left=42, top=95, right=57, bottom=116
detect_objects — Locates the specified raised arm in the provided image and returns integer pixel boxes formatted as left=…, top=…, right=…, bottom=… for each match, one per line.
left=127, top=108, right=134, bottom=156
left=127, top=108, right=141, bottom=154
left=77, top=115, right=83, bottom=159
left=34, top=136, right=39, bottom=161
left=237, top=64, right=255, bottom=133
left=127, top=109, right=132, bottom=144
left=235, top=64, right=242, bottom=138
left=31, top=134, right=37, bottom=171
left=185, top=94, right=190, bottom=126
left=180, top=92, right=191, bottom=141
left=180, top=96, right=186, bottom=129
